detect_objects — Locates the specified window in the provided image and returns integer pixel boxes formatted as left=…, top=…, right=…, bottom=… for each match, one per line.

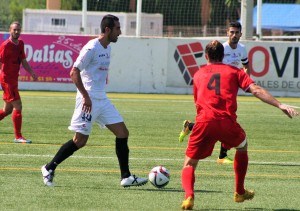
left=51, top=18, right=66, bottom=26
left=150, top=22, right=154, bottom=29
left=130, top=21, right=136, bottom=29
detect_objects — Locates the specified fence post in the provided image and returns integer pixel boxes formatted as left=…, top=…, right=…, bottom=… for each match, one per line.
left=136, top=0, right=142, bottom=37
left=256, top=0, right=262, bottom=40
left=81, top=0, right=87, bottom=35
left=241, top=0, right=253, bottom=40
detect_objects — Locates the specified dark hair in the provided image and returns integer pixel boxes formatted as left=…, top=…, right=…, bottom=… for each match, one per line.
left=10, top=21, right=21, bottom=28
left=100, top=14, right=119, bottom=33
left=228, top=21, right=242, bottom=32
left=205, top=40, right=224, bottom=62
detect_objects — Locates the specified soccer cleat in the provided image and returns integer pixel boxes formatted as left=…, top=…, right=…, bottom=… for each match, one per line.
left=179, top=120, right=191, bottom=143
left=217, top=156, right=234, bottom=164
left=234, top=189, right=255, bottom=203
left=181, top=196, right=194, bottom=210
left=41, top=165, right=55, bottom=187
left=14, top=137, right=32, bottom=144
left=120, top=175, right=148, bottom=187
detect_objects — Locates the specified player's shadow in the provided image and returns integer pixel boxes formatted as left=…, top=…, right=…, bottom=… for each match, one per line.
left=193, top=209, right=263, bottom=211
left=250, top=162, right=300, bottom=167
left=0, top=131, right=14, bottom=135
left=273, top=210, right=300, bottom=211
left=133, top=187, right=221, bottom=194
left=181, top=206, right=300, bottom=211
left=194, top=209, right=267, bottom=211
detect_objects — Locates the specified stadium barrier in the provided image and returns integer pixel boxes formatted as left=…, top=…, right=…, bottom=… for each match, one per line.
left=1, top=33, right=300, bottom=97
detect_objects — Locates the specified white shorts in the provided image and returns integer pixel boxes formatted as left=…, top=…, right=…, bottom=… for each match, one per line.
left=68, top=96, right=123, bottom=135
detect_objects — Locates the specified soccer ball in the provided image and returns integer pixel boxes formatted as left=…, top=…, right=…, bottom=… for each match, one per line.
left=148, top=166, right=170, bottom=188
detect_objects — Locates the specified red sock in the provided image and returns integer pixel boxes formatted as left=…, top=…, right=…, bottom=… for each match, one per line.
left=234, top=150, right=248, bottom=194
left=181, top=166, right=195, bottom=199
left=12, top=109, right=22, bottom=139
left=0, top=109, right=6, bottom=121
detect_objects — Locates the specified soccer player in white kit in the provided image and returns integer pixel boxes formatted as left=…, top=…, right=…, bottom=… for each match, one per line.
left=41, top=14, right=148, bottom=187
left=179, top=22, right=251, bottom=164
left=223, top=21, right=250, bottom=75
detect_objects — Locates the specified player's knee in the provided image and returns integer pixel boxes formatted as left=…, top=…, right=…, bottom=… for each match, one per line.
left=73, top=133, right=89, bottom=148
left=76, top=141, right=87, bottom=148
left=117, top=127, right=129, bottom=138
left=184, top=157, right=199, bottom=168
left=12, top=100, right=22, bottom=111
left=235, top=139, right=247, bottom=150
left=4, top=108, right=13, bottom=115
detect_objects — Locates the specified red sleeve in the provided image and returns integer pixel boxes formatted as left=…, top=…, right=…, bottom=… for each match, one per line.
left=0, top=43, right=5, bottom=63
left=19, top=40, right=26, bottom=60
left=237, top=69, right=255, bottom=91
left=193, top=71, right=200, bottom=104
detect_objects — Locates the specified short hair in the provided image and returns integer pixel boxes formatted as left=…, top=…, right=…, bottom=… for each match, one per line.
left=228, top=21, right=242, bottom=32
left=100, top=14, right=119, bottom=33
left=205, top=40, right=224, bottom=62
left=10, top=21, right=21, bottom=28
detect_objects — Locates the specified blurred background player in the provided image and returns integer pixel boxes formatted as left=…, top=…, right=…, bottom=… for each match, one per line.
left=0, top=21, right=37, bottom=143
left=41, top=14, right=148, bottom=188
left=179, top=21, right=250, bottom=164
left=181, top=40, right=298, bottom=210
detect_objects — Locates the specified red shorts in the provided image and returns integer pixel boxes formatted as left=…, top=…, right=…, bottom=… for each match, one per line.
left=186, top=118, right=246, bottom=160
left=1, top=82, right=20, bottom=102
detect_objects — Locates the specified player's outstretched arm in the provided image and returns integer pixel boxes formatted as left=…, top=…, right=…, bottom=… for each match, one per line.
left=248, top=84, right=299, bottom=118
left=278, top=104, right=299, bottom=118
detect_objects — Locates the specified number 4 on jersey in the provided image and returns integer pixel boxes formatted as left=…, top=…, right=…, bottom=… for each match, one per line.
left=207, top=73, right=220, bottom=95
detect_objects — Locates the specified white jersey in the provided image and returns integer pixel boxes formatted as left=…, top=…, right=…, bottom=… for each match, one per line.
left=222, top=42, right=248, bottom=68
left=73, top=38, right=111, bottom=99
left=69, top=38, right=123, bottom=135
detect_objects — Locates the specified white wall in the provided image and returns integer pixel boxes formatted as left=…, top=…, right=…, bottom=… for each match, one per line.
left=17, top=36, right=300, bottom=97
left=23, top=9, right=163, bottom=36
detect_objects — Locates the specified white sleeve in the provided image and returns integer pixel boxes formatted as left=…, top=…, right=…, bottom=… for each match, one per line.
left=73, top=46, right=94, bottom=71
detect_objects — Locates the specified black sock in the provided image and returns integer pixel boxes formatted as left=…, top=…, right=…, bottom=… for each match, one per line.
left=219, top=145, right=228, bottom=159
left=115, top=137, right=131, bottom=179
left=46, top=139, right=79, bottom=171
left=189, top=122, right=195, bottom=131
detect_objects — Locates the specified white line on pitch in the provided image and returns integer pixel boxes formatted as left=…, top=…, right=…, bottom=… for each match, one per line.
left=0, top=153, right=299, bottom=166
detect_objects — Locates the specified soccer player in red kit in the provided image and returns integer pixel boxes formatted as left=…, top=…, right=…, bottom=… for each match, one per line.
left=0, top=21, right=37, bottom=143
left=180, top=40, right=299, bottom=210
left=179, top=22, right=251, bottom=165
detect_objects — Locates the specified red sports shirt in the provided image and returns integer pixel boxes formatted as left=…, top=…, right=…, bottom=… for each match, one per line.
left=193, top=63, right=254, bottom=122
left=0, top=39, right=26, bottom=83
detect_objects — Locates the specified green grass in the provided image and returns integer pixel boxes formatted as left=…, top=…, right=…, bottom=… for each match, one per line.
left=0, top=91, right=299, bottom=211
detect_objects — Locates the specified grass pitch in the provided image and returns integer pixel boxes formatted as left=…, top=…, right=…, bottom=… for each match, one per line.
left=0, top=91, right=299, bottom=211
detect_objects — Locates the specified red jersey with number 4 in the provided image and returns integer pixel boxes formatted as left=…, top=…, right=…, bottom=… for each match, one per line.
left=193, top=63, right=254, bottom=122
left=0, top=39, right=26, bottom=83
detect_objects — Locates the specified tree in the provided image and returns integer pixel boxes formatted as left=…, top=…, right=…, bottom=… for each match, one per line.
left=0, top=0, right=82, bottom=31
left=0, top=0, right=11, bottom=31
left=61, top=0, right=81, bottom=10
left=0, top=0, right=46, bottom=31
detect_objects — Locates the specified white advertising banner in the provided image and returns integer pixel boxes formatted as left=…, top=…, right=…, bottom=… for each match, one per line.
left=247, top=41, right=300, bottom=95
left=165, top=38, right=300, bottom=96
